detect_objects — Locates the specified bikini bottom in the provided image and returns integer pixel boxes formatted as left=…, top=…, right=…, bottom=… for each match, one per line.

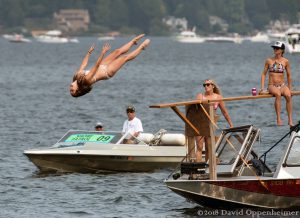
left=98, top=65, right=111, bottom=79
left=268, top=83, right=285, bottom=89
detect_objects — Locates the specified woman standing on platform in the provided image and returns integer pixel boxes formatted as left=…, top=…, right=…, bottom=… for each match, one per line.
left=70, top=34, right=150, bottom=97
left=259, top=41, right=293, bottom=126
left=195, top=79, right=233, bottom=162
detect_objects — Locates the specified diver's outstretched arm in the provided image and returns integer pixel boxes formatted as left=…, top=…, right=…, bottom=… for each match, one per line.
left=73, top=44, right=95, bottom=81
left=84, top=43, right=110, bottom=85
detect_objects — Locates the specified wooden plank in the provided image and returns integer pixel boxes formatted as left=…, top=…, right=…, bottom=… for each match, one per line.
left=171, top=106, right=200, bottom=135
left=149, top=91, right=300, bottom=108
left=150, top=99, right=202, bottom=108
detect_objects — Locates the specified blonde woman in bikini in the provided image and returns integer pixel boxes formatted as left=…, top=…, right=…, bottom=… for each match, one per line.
left=70, top=34, right=150, bottom=97
left=259, top=41, right=293, bottom=126
left=195, top=79, right=233, bottom=162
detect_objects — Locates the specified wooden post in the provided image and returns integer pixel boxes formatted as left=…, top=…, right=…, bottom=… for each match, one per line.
left=187, top=136, right=195, bottom=161
left=208, top=104, right=217, bottom=180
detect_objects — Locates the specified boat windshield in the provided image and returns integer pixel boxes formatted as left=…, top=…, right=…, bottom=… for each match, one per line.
left=285, top=136, right=300, bottom=166
left=57, top=130, right=147, bottom=145
left=58, top=131, right=123, bottom=144
left=216, top=131, right=247, bottom=165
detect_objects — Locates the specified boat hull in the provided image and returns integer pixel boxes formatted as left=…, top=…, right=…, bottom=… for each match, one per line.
left=9, top=39, right=31, bottom=43
left=176, top=38, right=205, bottom=43
left=36, top=37, right=69, bottom=43
left=165, top=179, right=300, bottom=209
left=25, top=153, right=184, bottom=173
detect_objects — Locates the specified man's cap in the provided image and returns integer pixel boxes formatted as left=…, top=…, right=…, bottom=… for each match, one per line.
left=95, top=122, right=103, bottom=128
left=271, top=41, right=285, bottom=50
left=126, top=105, right=135, bottom=112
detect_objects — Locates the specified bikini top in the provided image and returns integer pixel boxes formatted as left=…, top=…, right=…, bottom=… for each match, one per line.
left=202, top=94, right=219, bottom=110
left=269, top=62, right=284, bottom=74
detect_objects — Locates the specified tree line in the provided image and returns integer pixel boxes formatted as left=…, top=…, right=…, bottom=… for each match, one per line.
left=1, top=0, right=300, bottom=35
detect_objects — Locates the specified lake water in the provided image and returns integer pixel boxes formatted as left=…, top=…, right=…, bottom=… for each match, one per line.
left=1, top=37, right=300, bottom=217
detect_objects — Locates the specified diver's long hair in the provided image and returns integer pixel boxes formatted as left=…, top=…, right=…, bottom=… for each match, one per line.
left=72, top=86, right=92, bottom=98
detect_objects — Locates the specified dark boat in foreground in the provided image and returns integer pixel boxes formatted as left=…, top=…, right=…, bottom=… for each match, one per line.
left=165, top=124, right=300, bottom=209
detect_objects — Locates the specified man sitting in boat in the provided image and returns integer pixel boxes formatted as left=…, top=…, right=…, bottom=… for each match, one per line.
left=95, top=122, right=104, bottom=131
left=122, top=105, right=143, bottom=144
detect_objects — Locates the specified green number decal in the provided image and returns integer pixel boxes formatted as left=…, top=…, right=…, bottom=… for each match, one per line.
left=65, top=134, right=114, bottom=143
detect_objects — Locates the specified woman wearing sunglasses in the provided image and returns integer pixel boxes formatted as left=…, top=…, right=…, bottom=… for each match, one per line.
left=70, top=34, right=150, bottom=97
left=259, top=41, right=293, bottom=126
left=195, top=79, right=233, bottom=162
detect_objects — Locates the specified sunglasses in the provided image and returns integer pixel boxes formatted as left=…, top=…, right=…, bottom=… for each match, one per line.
left=203, top=83, right=212, bottom=87
left=127, top=110, right=135, bottom=113
left=273, top=47, right=281, bottom=50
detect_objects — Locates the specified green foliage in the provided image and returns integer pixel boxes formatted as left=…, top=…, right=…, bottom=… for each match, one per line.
left=1, top=0, right=300, bottom=35
left=149, top=18, right=170, bottom=36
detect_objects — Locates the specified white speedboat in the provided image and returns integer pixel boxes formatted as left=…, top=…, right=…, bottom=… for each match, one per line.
left=24, top=130, right=187, bottom=173
left=69, top=38, right=79, bottom=43
left=249, top=32, right=270, bottom=43
left=204, top=34, right=243, bottom=44
left=3, top=34, right=31, bottom=43
left=165, top=124, right=300, bottom=209
left=175, top=30, right=205, bottom=43
left=268, top=32, right=285, bottom=42
left=284, top=25, right=300, bottom=54
left=98, top=36, right=115, bottom=41
left=35, top=30, right=78, bottom=44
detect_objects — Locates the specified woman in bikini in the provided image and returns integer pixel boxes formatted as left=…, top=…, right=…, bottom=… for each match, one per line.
left=195, top=79, right=233, bottom=162
left=259, top=41, right=293, bottom=126
left=70, top=34, right=150, bottom=97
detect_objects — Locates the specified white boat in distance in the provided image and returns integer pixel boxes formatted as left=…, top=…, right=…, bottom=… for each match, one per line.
left=268, top=32, right=285, bottom=42
left=284, top=24, right=300, bottom=54
left=24, top=130, right=187, bottom=173
left=249, top=32, right=270, bottom=43
left=175, top=30, right=205, bottom=43
left=3, top=34, right=31, bottom=43
left=204, top=34, right=243, bottom=44
left=35, top=30, right=78, bottom=44
left=98, top=35, right=115, bottom=41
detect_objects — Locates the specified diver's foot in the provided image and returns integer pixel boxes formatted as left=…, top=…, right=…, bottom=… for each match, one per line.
left=132, top=34, right=145, bottom=45
left=140, top=39, right=151, bottom=50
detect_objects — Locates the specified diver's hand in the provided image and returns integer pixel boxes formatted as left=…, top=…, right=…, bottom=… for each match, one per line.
left=102, top=43, right=111, bottom=53
left=88, top=44, right=95, bottom=54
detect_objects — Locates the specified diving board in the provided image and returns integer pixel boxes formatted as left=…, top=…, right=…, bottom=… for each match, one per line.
left=150, top=91, right=300, bottom=108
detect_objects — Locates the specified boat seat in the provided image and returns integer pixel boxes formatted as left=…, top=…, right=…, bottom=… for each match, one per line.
left=138, top=133, right=186, bottom=146
left=137, top=133, right=154, bottom=144
left=159, top=134, right=186, bottom=146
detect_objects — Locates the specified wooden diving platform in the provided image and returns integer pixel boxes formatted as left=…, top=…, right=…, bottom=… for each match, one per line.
left=149, top=91, right=300, bottom=180
left=150, top=91, right=300, bottom=108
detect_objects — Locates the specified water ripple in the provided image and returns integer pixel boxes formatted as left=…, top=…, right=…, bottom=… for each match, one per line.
left=1, top=37, right=299, bottom=217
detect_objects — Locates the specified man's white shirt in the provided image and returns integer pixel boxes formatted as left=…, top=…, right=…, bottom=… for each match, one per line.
left=122, top=117, right=143, bottom=137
